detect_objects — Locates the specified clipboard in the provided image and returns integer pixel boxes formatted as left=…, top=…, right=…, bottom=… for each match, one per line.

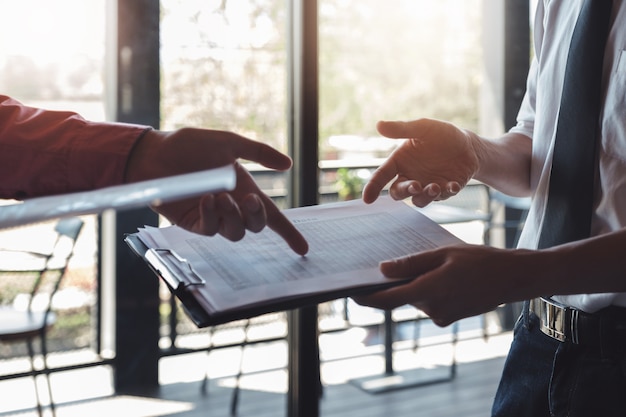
left=125, top=232, right=413, bottom=327
left=124, top=197, right=466, bottom=328
left=125, top=233, right=216, bottom=326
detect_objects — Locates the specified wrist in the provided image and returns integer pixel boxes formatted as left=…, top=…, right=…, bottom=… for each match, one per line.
left=463, top=130, right=488, bottom=178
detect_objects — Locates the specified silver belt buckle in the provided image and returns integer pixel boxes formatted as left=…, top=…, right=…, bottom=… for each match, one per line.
left=531, top=297, right=578, bottom=343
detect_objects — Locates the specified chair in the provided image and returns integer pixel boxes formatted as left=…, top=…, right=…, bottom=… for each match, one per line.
left=0, top=217, right=85, bottom=417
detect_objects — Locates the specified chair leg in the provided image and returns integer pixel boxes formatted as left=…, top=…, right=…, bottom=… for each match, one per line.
left=450, top=321, right=459, bottom=379
left=200, top=327, right=216, bottom=396
left=480, top=313, right=489, bottom=342
left=230, top=320, right=250, bottom=417
left=26, top=340, right=43, bottom=417
left=200, top=355, right=210, bottom=395
left=40, top=333, right=56, bottom=417
left=412, top=318, right=421, bottom=352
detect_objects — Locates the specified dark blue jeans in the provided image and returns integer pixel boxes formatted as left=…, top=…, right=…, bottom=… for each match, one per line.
left=491, top=303, right=626, bottom=417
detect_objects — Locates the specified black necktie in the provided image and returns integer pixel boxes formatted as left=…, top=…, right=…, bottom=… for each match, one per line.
left=537, top=0, right=612, bottom=249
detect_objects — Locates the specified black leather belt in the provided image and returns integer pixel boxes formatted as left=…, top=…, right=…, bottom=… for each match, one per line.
left=529, top=297, right=626, bottom=347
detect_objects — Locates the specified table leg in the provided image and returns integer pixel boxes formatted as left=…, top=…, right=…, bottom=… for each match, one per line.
left=287, top=306, right=320, bottom=417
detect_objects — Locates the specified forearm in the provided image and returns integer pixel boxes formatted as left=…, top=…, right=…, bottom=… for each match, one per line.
left=469, top=131, right=533, bottom=197
left=538, top=229, right=626, bottom=296
left=499, top=229, right=626, bottom=306
left=0, top=95, right=147, bottom=199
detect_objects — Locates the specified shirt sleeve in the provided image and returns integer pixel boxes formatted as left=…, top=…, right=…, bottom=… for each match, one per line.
left=508, top=57, right=537, bottom=139
left=508, top=0, right=545, bottom=140
left=0, top=95, right=150, bottom=200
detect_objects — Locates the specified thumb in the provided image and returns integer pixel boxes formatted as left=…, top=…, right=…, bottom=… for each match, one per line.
left=380, top=250, right=442, bottom=278
left=376, top=119, right=438, bottom=139
left=376, top=119, right=428, bottom=139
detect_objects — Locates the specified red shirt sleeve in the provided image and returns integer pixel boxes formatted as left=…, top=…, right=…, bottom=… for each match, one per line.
left=0, top=95, right=150, bottom=200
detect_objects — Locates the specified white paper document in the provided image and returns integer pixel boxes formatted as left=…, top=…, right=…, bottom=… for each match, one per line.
left=128, top=196, right=465, bottom=326
left=0, top=165, right=236, bottom=229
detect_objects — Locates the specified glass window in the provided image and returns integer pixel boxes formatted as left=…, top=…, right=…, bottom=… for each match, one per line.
left=0, top=0, right=107, bottom=119
left=160, top=0, right=288, bottom=150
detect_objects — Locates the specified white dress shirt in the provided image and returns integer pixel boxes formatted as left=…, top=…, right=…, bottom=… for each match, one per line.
left=513, top=0, right=626, bottom=312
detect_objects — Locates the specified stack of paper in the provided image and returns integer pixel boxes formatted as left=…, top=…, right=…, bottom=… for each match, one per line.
left=126, top=196, right=465, bottom=327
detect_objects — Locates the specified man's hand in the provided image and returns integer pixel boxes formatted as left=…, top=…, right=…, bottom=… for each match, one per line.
left=363, top=119, right=481, bottom=207
left=125, top=128, right=309, bottom=255
left=352, top=244, right=536, bottom=327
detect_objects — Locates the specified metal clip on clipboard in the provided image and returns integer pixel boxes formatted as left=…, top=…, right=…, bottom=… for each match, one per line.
left=145, top=248, right=205, bottom=292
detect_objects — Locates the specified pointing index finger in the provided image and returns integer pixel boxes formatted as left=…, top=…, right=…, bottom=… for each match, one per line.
left=268, top=209, right=309, bottom=255
left=230, top=134, right=293, bottom=171
left=258, top=192, right=309, bottom=255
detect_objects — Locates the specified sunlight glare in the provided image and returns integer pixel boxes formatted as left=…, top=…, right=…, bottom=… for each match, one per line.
left=0, top=1, right=105, bottom=65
